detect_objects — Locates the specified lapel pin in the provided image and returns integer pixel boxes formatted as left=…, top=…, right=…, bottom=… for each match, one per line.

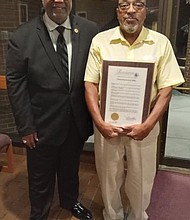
left=74, top=28, right=79, bottom=33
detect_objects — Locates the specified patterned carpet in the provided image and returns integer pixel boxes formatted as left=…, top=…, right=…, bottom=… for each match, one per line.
left=147, top=170, right=190, bottom=220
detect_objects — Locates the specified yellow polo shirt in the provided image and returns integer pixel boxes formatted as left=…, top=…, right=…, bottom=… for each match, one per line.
left=84, top=26, right=185, bottom=102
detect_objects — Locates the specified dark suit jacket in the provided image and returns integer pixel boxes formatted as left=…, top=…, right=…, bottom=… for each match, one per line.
left=6, top=14, right=98, bottom=145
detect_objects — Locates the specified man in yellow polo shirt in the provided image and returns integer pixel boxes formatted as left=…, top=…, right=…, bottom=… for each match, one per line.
left=84, top=1, right=184, bottom=220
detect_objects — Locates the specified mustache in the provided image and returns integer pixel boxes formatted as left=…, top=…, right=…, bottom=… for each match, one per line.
left=123, top=15, right=138, bottom=21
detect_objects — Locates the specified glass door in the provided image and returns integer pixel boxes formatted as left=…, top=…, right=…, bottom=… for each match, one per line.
left=159, top=0, right=190, bottom=168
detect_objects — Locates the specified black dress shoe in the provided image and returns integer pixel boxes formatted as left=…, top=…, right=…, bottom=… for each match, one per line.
left=71, top=202, right=93, bottom=220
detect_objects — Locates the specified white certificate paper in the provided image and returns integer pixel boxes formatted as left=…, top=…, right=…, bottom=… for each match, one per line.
left=100, top=60, right=154, bottom=126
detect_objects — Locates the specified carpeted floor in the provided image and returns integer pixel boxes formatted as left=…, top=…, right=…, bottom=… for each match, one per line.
left=147, top=170, right=190, bottom=220
left=1, top=154, right=190, bottom=220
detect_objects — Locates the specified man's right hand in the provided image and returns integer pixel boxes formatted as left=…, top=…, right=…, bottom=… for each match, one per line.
left=97, top=122, right=124, bottom=139
left=22, top=132, right=38, bottom=149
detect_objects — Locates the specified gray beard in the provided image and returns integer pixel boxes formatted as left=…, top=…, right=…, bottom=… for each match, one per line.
left=122, top=23, right=139, bottom=33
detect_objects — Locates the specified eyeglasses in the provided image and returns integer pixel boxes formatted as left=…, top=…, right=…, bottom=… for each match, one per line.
left=118, top=2, right=146, bottom=11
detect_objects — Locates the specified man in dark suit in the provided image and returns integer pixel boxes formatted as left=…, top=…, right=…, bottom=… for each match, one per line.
left=6, top=0, right=98, bottom=219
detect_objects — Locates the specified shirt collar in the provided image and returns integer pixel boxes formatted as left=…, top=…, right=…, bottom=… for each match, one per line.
left=43, top=12, right=71, bottom=32
left=110, top=26, right=154, bottom=45
left=135, top=26, right=154, bottom=44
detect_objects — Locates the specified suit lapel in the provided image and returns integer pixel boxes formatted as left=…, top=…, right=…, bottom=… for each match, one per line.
left=36, top=16, right=69, bottom=86
left=70, top=15, right=80, bottom=89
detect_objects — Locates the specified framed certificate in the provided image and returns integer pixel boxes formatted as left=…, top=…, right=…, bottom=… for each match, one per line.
left=100, top=60, right=155, bottom=126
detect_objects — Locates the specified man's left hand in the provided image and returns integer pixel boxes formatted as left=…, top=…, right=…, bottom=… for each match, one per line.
left=121, top=123, right=152, bottom=141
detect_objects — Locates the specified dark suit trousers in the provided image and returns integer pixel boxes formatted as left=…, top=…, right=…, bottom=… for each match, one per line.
left=26, top=117, right=84, bottom=220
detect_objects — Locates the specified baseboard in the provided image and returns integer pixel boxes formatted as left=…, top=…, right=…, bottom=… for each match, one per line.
left=12, top=145, right=95, bottom=165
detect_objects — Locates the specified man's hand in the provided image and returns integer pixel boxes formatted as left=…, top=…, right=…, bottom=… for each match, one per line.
left=22, top=132, right=38, bottom=149
left=97, top=122, right=124, bottom=139
left=122, top=123, right=152, bottom=141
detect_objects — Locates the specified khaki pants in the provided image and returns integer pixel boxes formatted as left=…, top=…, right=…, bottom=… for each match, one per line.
left=94, top=123, right=159, bottom=220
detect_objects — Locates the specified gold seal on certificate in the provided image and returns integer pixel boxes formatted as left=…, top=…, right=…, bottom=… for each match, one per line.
left=111, top=113, right=119, bottom=121
left=100, top=60, right=155, bottom=126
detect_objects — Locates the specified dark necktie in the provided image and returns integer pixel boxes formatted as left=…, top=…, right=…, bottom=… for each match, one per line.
left=56, top=26, right=69, bottom=82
